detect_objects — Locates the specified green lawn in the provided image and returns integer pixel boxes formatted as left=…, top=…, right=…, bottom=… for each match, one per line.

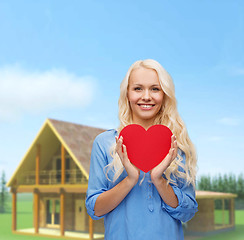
left=0, top=194, right=61, bottom=240
left=0, top=196, right=244, bottom=240
left=198, top=210, right=244, bottom=240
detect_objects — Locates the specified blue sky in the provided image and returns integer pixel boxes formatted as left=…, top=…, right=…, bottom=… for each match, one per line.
left=0, top=0, right=243, bottom=182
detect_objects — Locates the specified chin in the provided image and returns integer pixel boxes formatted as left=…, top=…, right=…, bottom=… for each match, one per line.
left=139, top=114, right=157, bottom=121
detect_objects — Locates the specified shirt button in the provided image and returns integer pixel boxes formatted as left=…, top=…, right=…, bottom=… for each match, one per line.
left=149, top=184, right=151, bottom=187
left=149, top=195, right=151, bottom=199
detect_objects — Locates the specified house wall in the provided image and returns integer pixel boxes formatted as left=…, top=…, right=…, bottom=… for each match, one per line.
left=75, top=193, right=104, bottom=233
left=39, top=192, right=104, bottom=233
left=187, top=199, right=215, bottom=232
left=65, top=193, right=75, bottom=231
left=93, top=217, right=105, bottom=234
left=39, top=193, right=77, bottom=231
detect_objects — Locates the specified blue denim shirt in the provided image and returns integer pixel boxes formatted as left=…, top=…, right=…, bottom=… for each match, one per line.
left=86, top=129, right=198, bottom=240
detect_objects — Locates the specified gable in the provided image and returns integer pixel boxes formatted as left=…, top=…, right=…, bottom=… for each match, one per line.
left=7, top=119, right=106, bottom=187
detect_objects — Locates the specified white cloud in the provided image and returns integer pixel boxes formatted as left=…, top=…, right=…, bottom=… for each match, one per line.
left=0, top=64, right=96, bottom=121
left=217, top=117, right=241, bottom=126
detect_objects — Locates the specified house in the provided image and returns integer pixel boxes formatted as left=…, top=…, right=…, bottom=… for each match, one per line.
left=186, top=191, right=237, bottom=236
left=6, top=118, right=107, bottom=240
left=7, top=118, right=238, bottom=239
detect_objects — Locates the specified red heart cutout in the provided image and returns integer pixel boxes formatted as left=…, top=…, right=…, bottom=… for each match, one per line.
left=119, top=124, right=173, bottom=173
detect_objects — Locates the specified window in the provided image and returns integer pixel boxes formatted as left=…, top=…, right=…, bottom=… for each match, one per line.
left=214, top=199, right=231, bottom=228
left=55, top=157, right=70, bottom=183
left=46, top=199, right=60, bottom=227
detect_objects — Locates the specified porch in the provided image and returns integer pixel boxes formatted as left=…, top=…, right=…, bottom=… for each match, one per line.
left=16, top=228, right=104, bottom=239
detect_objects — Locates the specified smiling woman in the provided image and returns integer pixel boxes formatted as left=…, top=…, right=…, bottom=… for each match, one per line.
left=86, top=59, right=198, bottom=240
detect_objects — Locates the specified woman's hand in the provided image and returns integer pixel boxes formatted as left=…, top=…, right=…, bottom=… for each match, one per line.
left=115, top=136, right=140, bottom=186
left=150, top=135, right=178, bottom=185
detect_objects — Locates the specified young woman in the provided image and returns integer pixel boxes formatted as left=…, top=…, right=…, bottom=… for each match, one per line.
left=86, top=59, right=198, bottom=240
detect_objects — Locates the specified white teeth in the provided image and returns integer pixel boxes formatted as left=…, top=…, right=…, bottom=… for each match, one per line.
left=140, top=105, right=153, bottom=108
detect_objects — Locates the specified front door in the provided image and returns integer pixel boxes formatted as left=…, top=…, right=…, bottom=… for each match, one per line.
left=75, top=199, right=85, bottom=231
left=46, top=199, right=60, bottom=228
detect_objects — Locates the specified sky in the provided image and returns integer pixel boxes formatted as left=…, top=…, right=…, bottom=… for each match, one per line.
left=0, top=0, right=243, bottom=183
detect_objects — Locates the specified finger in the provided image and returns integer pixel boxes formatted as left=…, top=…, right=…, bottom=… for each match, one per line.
left=169, top=148, right=174, bottom=157
left=115, top=137, right=119, bottom=149
left=173, top=139, right=177, bottom=154
left=123, top=144, right=127, bottom=154
left=171, top=147, right=176, bottom=156
left=174, top=146, right=178, bottom=159
left=173, top=140, right=177, bottom=148
left=122, top=144, right=129, bottom=160
left=163, top=149, right=173, bottom=163
left=170, top=135, right=177, bottom=152
left=116, top=138, right=123, bottom=155
left=161, top=150, right=173, bottom=168
left=170, top=148, right=177, bottom=161
left=121, top=144, right=131, bottom=167
left=171, top=135, right=174, bottom=148
left=172, top=147, right=178, bottom=160
left=173, top=138, right=177, bottom=146
left=122, top=145, right=139, bottom=172
left=121, top=145, right=127, bottom=161
left=118, top=136, right=124, bottom=153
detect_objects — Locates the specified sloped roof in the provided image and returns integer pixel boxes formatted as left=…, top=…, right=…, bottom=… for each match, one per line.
left=7, top=118, right=106, bottom=187
left=196, top=190, right=237, bottom=199
left=48, top=119, right=106, bottom=175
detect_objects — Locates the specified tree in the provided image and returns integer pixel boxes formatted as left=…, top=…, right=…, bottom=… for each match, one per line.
left=0, top=171, right=8, bottom=213
left=237, top=173, right=244, bottom=199
left=228, top=173, right=236, bottom=194
left=217, top=173, right=224, bottom=192
left=197, top=175, right=212, bottom=191
left=212, top=175, right=218, bottom=192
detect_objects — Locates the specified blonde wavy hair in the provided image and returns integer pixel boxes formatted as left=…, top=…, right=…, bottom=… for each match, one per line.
left=106, top=59, right=197, bottom=187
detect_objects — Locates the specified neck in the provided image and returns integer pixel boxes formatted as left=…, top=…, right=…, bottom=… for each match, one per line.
left=132, top=118, right=155, bottom=130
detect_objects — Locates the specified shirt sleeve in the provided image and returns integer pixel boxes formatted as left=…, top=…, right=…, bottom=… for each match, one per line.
left=161, top=150, right=198, bottom=223
left=85, top=135, right=109, bottom=220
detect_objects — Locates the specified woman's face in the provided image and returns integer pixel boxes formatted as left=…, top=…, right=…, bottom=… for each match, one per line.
left=127, top=67, right=164, bottom=129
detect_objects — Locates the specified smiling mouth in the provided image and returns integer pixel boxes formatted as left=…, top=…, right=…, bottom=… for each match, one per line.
left=137, top=104, right=155, bottom=106
left=137, top=104, right=155, bottom=109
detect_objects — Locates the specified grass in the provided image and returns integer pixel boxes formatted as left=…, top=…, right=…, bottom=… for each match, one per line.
left=197, top=225, right=244, bottom=240
left=198, top=210, right=244, bottom=240
left=0, top=194, right=61, bottom=240
left=1, top=195, right=244, bottom=240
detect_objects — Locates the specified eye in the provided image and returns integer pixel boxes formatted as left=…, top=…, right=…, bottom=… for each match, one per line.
left=134, top=87, right=142, bottom=91
left=152, top=87, right=160, bottom=91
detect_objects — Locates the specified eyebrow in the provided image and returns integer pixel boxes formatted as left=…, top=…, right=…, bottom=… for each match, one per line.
left=132, top=84, right=161, bottom=87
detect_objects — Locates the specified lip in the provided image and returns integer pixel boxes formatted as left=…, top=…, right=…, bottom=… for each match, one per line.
left=137, top=104, right=155, bottom=106
left=137, top=104, right=155, bottom=110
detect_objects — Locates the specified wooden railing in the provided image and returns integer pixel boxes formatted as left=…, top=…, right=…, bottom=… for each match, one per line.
left=18, top=169, right=88, bottom=185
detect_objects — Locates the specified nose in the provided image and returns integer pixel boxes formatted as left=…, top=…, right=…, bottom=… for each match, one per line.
left=142, top=89, right=151, bottom=101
